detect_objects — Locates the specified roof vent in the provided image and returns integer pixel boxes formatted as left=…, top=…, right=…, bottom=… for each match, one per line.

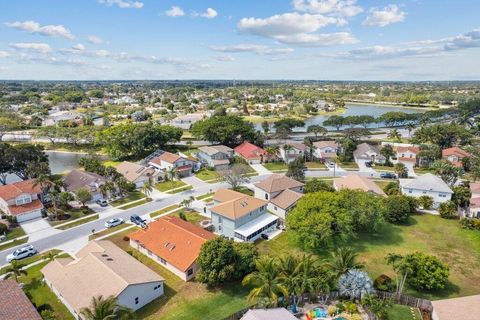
left=169, top=244, right=176, bottom=251
left=101, top=254, right=108, bottom=257
left=163, top=241, right=170, bottom=248
left=106, top=258, right=114, bottom=261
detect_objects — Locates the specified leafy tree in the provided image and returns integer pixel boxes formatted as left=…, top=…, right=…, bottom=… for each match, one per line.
left=438, top=201, right=458, bottom=219
left=412, top=124, right=472, bottom=149
left=3, top=260, right=27, bottom=282
left=180, top=196, right=194, bottom=210
left=417, top=195, right=434, bottom=210
left=327, top=248, right=364, bottom=278
left=10, top=144, right=50, bottom=180
left=304, top=178, right=335, bottom=193
left=75, top=187, right=92, bottom=207
left=338, top=269, right=373, bottom=300
left=323, top=115, right=344, bottom=131
left=384, top=195, right=417, bottom=223
left=273, top=118, right=305, bottom=131
left=394, top=162, right=408, bottom=178
left=402, top=252, right=449, bottom=291
left=217, top=163, right=250, bottom=190
left=79, top=295, right=134, bottom=320
left=261, top=121, right=270, bottom=134
left=286, top=157, right=305, bottom=182
left=418, top=144, right=441, bottom=167
left=383, top=181, right=400, bottom=195
left=141, top=180, right=153, bottom=198
left=387, top=129, right=402, bottom=143
left=0, top=143, right=13, bottom=185
left=307, top=125, right=328, bottom=138
left=380, top=144, right=394, bottom=166
left=0, top=116, right=22, bottom=140
left=337, top=137, right=356, bottom=162
left=452, top=183, right=472, bottom=210
left=432, top=160, right=462, bottom=186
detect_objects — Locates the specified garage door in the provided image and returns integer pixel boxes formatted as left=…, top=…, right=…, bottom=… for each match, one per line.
left=16, top=210, right=42, bottom=223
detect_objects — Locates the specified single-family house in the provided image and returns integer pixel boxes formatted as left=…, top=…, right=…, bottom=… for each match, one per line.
left=468, top=183, right=480, bottom=218
left=129, top=216, right=215, bottom=281
left=431, top=294, right=480, bottom=320
left=254, top=174, right=304, bottom=220
left=42, top=110, right=84, bottom=126
left=353, top=143, right=386, bottom=164
left=0, top=279, right=42, bottom=320
left=442, top=146, right=470, bottom=167
left=399, top=173, right=453, bottom=208
left=169, top=113, right=204, bottom=130
left=149, top=151, right=198, bottom=178
left=210, top=189, right=278, bottom=242
left=63, top=169, right=108, bottom=201
left=396, top=146, right=420, bottom=165
left=313, top=140, right=339, bottom=161
left=197, top=145, right=234, bottom=170
left=234, top=142, right=268, bottom=164
left=241, top=308, right=297, bottom=320
left=41, top=240, right=165, bottom=319
left=116, top=161, right=161, bottom=188
left=333, top=174, right=386, bottom=196
left=0, top=179, right=43, bottom=222
left=278, top=142, right=308, bottom=164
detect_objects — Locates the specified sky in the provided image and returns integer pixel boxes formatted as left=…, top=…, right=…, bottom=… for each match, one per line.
left=0, top=0, right=479, bottom=81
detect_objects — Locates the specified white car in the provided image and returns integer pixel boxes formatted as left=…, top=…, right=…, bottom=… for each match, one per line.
left=6, top=245, right=38, bottom=263
left=105, top=218, right=124, bottom=228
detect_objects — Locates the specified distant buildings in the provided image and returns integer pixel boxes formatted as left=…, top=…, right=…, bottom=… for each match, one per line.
left=399, top=173, right=453, bottom=208
left=396, top=146, right=420, bottom=165
left=115, top=161, right=161, bottom=188
left=0, top=179, right=43, bottom=222
left=278, top=142, right=308, bottom=164
left=42, top=241, right=165, bottom=318
left=129, top=216, right=215, bottom=281
left=42, top=110, right=84, bottom=126
left=169, top=113, right=205, bottom=130
left=442, top=146, right=470, bottom=167
left=313, top=140, right=339, bottom=161
left=197, top=145, right=234, bottom=170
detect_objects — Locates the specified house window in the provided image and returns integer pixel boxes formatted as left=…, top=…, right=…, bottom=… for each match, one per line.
left=439, top=194, right=447, bottom=198
left=135, top=297, right=139, bottom=305
left=265, top=193, right=268, bottom=200
left=154, top=284, right=162, bottom=290
left=15, top=195, right=32, bottom=206
left=218, top=225, right=222, bottom=231
left=274, top=206, right=277, bottom=211
left=187, top=268, right=194, bottom=276
left=408, top=189, right=412, bottom=194
left=218, top=216, right=223, bottom=223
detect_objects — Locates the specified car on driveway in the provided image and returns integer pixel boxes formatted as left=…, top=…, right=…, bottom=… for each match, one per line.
left=365, top=161, right=373, bottom=168
left=130, top=214, right=147, bottom=228
left=105, top=218, right=124, bottom=228
left=6, top=245, right=38, bottom=263
left=96, top=199, right=108, bottom=207
left=380, top=172, right=397, bottom=179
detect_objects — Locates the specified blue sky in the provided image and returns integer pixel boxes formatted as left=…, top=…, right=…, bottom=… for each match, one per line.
left=0, top=0, right=479, bottom=80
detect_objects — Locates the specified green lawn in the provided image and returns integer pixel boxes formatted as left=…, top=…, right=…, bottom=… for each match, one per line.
left=196, top=169, right=219, bottom=181
left=0, top=249, right=62, bottom=275
left=150, top=205, right=181, bottom=218
left=103, top=160, right=122, bottom=167
left=49, top=207, right=95, bottom=226
left=170, top=210, right=205, bottom=225
left=263, top=162, right=288, bottom=171
left=387, top=305, right=421, bottom=320
left=305, top=162, right=328, bottom=170
left=110, top=191, right=145, bottom=207
left=258, top=214, right=480, bottom=300
left=119, top=198, right=152, bottom=210
left=0, top=237, right=28, bottom=251
left=106, top=230, right=250, bottom=320
left=414, top=167, right=435, bottom=175
left=20, top=260, right=75, bottom=320
left=155, top=180, right=187, bottom=192
left=373, top=180, right=392, bottom=190
left=373, top=165, right=395, bottom=172
left=4, top=226, right=26, bottom=240
left=89, top=224, right=135, bottom=241
left=166, top=186, right=193, bottom=194
left=339, top=162, right=359, bottom=170
left=196, top=192, right=215, bottom=201
left=56, top=214, right=99, bottom=230
left=235, top=186, right=254, bottom=196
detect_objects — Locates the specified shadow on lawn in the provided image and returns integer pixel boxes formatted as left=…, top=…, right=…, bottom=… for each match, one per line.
left=406, top=279, right=461, bottom=300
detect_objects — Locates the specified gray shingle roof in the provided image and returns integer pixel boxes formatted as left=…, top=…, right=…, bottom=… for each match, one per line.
left=400, top=173, right=453, bottom=193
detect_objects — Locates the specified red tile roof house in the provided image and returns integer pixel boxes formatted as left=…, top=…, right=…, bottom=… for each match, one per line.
left=395, top=146, right=420, bottom=165
left=0, top=279, right=42, bottom=320
left=442, top=146, right=470, bottom=167
left=0, top=179, right=44, bottom=223
left=148, top=151, right=199, bottom=178
left=234, top=141, right=269, bottom=164
left=129, top=216, right=215, bottom=281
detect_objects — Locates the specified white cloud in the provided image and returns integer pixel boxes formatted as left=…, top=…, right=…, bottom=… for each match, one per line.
left=98, top=0, right=143, bottom=9
left=210, top=44, right=294, bottom=55
left=215, top=55, right=236, bottom=62
left=363, top=4, right=406, bottom=27
left=9, top=42, right=52, bottom=54
left=72, top=43, right=85, bottom=51
left=5, top=20, right=75, bottom=40
left=0, top=51, right=10, bottom=58
left=238, top=12, right=355, bottom=46
left=87, top=35, right=103, bottom=44
left=165, top=6, right=185, bottom=17
left=192, top=8, right=218, bottom=19
left=292, top=0, right=363, bottom=17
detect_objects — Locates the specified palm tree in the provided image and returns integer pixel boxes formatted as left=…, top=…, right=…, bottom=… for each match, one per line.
left=166, top=167, right=178, bottom=181
left=80, top=295, right=135, bottom=320
left=265, top=145, right=279, bottom=159
left=405, top=123, right=415, bottom=138
left=294, top=255, right=322, bottom=296
left=328, top=247, right=364, bottom=278
left=385, top=253, right=410, bottom=296
left=388, top=129, right=402, bottom=145
left=141, top=180, right=153, bottom=198
left=242, top=256, right=288, bottom=307
left=33, top=173, right=55, bottom=201
left=4, top=260, right=27, bottom=282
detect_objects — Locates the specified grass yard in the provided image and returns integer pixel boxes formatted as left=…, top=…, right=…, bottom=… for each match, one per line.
left=373, top=180, right=393, bottom=190
left=339, top=162, right=359, bottom=170
left=49, top=207, right=95, bottom=226
left=166, top=186, right=193, bottom=194
left=0, top=249, right=62, bottom=275
left=373, top=165, right=395, bottom=172
left=169, top=210, right=205, bottom=225
left=387, top=305, right=421, bottom=320
left=119, top=198, right=152, bottom=210
left=305, top=162, right=328, bottom=170
left=56, top=214, right=99, bottom=230
left=196, top=192, right=215, bottom=201
left=89, top=224, right=135, bottom=240
left=102, top=160, right=122, bottom=167
left=106, top=230, right=250, bottom=320
left=196, top=169, right=219, bottom=181
left=414, top=167, right=435, bottom=175
left=258, top=214, right=480, bottom=300
left=110, top=191, right=145, bottom=207
left=0, top=237, right=28, bottom=251
left=263, top=162, right=288, bottom=171
left=235, top=186, right=254, bottom=196
left=150, top=205, right=181, bottom=218
left=20, top=260, right=75, bottom=320
left=155, top=180, right=187, bottom=192
left=4, top=226, right=26, bottom=240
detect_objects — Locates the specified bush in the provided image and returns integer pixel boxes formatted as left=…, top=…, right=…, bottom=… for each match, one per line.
left=0, top=222, right=8, bottom=235
left=404, top=252, right=450, bottom=291
left=418, top=195, right=434, bottom=210
left=374, top=274, right=394, bottom=292
left=123, top=236, right=130, bottom=242
left=384, top=195, right=417, bottom=223
left=439, top=201, right=458, bottom=219
left=327, top=306, right=337, bottom=316
left=344, top=301, right=357, bottom=313
left=460, top=218, right=480, bottom=230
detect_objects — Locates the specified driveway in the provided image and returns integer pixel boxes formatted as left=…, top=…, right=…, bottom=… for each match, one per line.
left=250, top=164, right=272, bottom=175
left=19, top=218, right=61, bottom=242
left=356, top=159, right=377, bottom=173
left=181, top=176, right=209, bottom=188
left=401, top=161, right=417, bottom=177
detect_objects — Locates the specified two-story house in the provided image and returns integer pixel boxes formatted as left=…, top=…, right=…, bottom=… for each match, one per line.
left=0, top=179, right=43, bottom=222
left=149, top=151, right=199, bottom=178
left=115, top=161, right=162, bottom=188
left=278, top=142, right=309, bottom=164
left=63, top=169, right=108, bottom=201
left=197, top=145, right=234, bottom=170
left=209, top=189, right=278, bottom=242
left=442, top=147, right=470, bottom=168
left=396, top=146, right=420, bottom=165
left=313, top=140, right=339, bottom=161
left=253, top=175, right=304, bottom=220
left=353, top=143, right=386, bottom=164
left=399, top=173, right=453, bottom=208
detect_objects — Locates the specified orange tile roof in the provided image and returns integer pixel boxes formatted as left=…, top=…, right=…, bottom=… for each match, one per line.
left=0, top=179, right=41, bottom=201
left=211, top=189, right=268, bottom=220
left=150, top=151, right=182, bottom=165
left=442, top=146, right=470, bottom=158
left=129, top=216, right=215, bottom=272
left=8, top=199, right=44, bottom=216
left=396, top=146, right=419, bottom=154
left=234, top=142, right=267, bottom=160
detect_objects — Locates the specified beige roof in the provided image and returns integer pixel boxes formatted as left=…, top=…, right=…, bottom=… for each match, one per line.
left=198, top=145, right=233, bottom=156
left=151, top=151, right=181, bottom=165
left=41, top=240, right=164, bottom=314
left=254, top=174, right=304, bottom=193
left=432, top=295, right=480, bottom=320
left=334, top=174, right=386, bottom=196
left=212, top=189, right=268, bottom=220
left=63, top=169, right=106, bottom=193
left=116, top=161, right=156, bottom=183
left=313, top=140, right=338, bottom=149
left=270, top=189, right=303, bottom=210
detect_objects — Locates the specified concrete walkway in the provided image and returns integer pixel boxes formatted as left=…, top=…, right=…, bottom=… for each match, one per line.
left=250, top=163, right=272, bottom=175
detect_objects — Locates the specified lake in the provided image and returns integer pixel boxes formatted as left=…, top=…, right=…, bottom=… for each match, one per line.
left=255, top=103, right=427, bottom=132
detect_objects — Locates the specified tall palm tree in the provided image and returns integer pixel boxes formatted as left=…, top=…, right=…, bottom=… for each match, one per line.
left=166, top=167, right=178, bottom=181
left=294, top=255, right=322, bottom=296
left=4, top=260, right=27, bottom=282
left=388, top=129, right=402, bottom=143
left=33, top=173, right=55, bottom=201
left=405, top=123, right=415, bottom=138
left=265, top=145, right=279, bottom=159
left=79, top=295, right=135, bottom=320
left=328, top=247, right=364, bottom=278
left=141, top=179, right=153, bottom=198
left=242, top=256, right=288, bottom=307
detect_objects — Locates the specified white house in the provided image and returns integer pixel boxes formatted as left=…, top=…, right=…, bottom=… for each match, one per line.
left=353, top=143, right=386, bottom=164
left=399, top=173, right=453, bottom=208
left=0, top=179, right=43, bottom=223
left=149, top=151, right=199, bottom=178
left=196, top=145, right=234, bottom=170
left=254, top=174, right=304, bottom=220
left=313, top=140, right=339, bottom=161
left=278, top=142, right=308, bottom=164
left=41, top=241, right=165, bottom=319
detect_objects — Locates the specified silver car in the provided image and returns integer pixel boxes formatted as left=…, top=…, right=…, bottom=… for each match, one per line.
left=105, top=218, right=124, bottom=228
left=6, top=245, right=38, bottom=263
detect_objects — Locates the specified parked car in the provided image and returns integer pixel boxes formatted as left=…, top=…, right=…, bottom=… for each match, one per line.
left=96, top=199, right=108, bottom=207
left=365, top=161, right=373, bottom=167
left=130, top=214, right=146, bottom=228
left=0, top=234, right=6, bottom=242
left=380, top=172, right=397, bottom=179
left=6, top=245, right=37, bottom=263
left=261, top=233, right=269, bottom=240
left=105, top=218, right=124, bottom=228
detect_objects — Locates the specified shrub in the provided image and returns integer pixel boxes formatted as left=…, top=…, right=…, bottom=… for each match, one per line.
left=460, top=218, right=480, bottom=230
left=404, top=252, right=450, bottom=291
left=179, top=211, right=187, bottom=221
left=351, top=314, right=363, bottom=320
left=0, top=222, right=8, bottom=235
left=344, top=301, right=357, bottom=313
left=374, top=274, right=394, bottom=292
left=418, top=195, right=434, bottom=210
left=123, top=236, right=130, bottom=242
left=384, top=195, right=417, bottom=223
left=327, top=305, right=337, bottom=316
left=439, top=201, right=458, bottom=219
